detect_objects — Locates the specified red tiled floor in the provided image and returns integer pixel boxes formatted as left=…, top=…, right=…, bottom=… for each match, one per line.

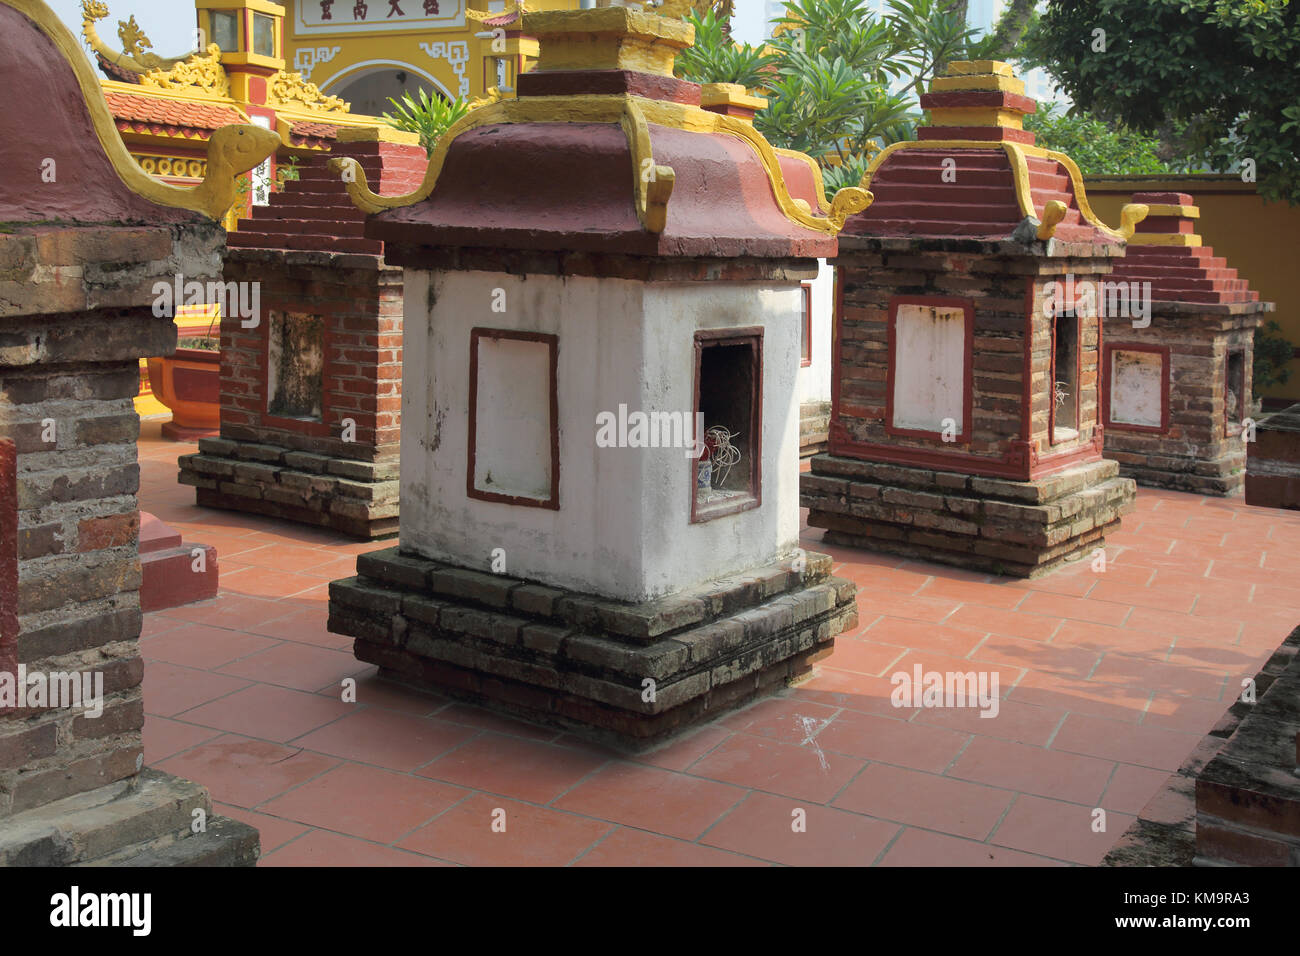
left=133, top=427, right=1300, bottom=866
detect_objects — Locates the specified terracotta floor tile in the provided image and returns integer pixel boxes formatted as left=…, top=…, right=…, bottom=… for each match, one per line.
left=178, top=682, right=353, bottom=742
left=259, top=762, right=469, bottom=844
left=397, top=794, right=613, bottom=866
left=969, top=634, right=1103, bottom=676
left=948, top=736, right=1114, bottom=805
left=878, top=827, right=1066, bottom=867
left=246, top=604, right=352, bottom=649
left=226, top=543, right=346, bottom=574
left=430, top=702, right=561, bottom=743
left=914, top=577, right=1026, bottom=609
left=155, top=735, right=341, bottom=808
left=701, top=790, right=899, bottom=866
left=861, top=617, right=986, bottom=658
left=1008, top=672, right=1151, bottom=723
left=142, top=659, right=251, bottom=718
left=946, top=605, right=1063, bottom=642
left=220, top=566, right=333, bottom=600
left=320, top=672, right=448, bottom=716
left=290, top=708, right=477, bottom=772
left=1051, top=619, right=1173, bottom=659
left=1100, top=765, right=1174, bottom=816
left=158, top=593, right=297, bottom=632
left=1086, top=581, right=1196, bottom=615
left=141, top=714, right=221, bottom=764
left=884, top=650, right=1025, bottom=694
left=572, top=828, right=768, bottom=867
left=815, top=710, right=969, bottom=773
left=216, top=641, right=369, bottom=693
left=854, top=594, right=962, bottom=624
left=260, top=829, right=452, bottom=867
left=417, top=733, right=610, bottom=804
left=553, top=763, right=746, bottom=840
left=717, top=696, right=841, bottom=743
left=141, top=622, right=280, bottom=670
left=633, top=724, right=733, bottom=771
left=1141, top=693, right=1235, bottom=736
left=1051, top=713, right=1204, bottom=771
left=911, top=696, right=1065, bottom=747
left=686, top=732, right=865, bottom=803
left=790, top=670, right=900, bottom=716
left=214, top=803, right=311, bottom=854
left=991, top=794, right=1135, bottom=865
left=1017, top=591, right=1133, bottom=627
left=822, top=635, right=909, bottom=675
left=833, top=763, right=1013, bottom=840
left=1088, top=654, right=1227, bottom=700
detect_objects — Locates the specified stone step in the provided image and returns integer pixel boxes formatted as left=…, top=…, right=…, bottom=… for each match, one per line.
left=97, top=816, right=259, bottom=868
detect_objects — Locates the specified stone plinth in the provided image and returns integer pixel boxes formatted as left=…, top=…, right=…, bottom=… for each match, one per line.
left=1246, top=404, right=1300, bottom=510
left=1101, top=192, right=1269, bottom=495
left=331, top=547, right=856, bottom=749
left=178, top=131, right=424, bottom=538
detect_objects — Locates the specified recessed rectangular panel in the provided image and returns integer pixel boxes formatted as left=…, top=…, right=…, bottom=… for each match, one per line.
left=891, top=302, right=967, bottom=434
left=1110, top=348, right=1164, bottom=428
left=469, top=330, right=557, bottom=507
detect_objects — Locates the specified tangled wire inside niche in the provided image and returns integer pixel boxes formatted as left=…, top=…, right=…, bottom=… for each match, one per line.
left=698, top=425, right=744, bottom=503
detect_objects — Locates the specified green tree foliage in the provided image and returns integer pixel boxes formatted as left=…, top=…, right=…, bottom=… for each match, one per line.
left=1023, top=102, right=1181, bottom=175
left=383, top=89, right=471, bottom=157
left=1026, top=0, right=1300, bottom=204
left=675, top=0, right=975, bottom=193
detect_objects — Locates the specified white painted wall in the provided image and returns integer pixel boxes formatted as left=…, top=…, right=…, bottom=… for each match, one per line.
left=399, top=269, right=804, bottom=602
left=892, top=302, right=967, bottom=433
left=797, top=258, right=834, bottom=406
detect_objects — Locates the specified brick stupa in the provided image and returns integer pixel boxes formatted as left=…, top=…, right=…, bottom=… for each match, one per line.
left=1101, top=191, right=1272, bottom=495
left=178, top=128, right=427, bottom=538
left=801, top=60, right=1143, bottom=577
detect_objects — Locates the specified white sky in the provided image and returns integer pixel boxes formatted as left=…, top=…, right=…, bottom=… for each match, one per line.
left=47, top=0, right=776, bottom=52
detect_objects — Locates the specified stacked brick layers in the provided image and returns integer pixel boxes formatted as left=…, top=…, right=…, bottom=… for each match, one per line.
left=805, top=239, right=1136, bottom=577
left=1103, top=308, right=1260, bottom=495
left=1103, top=626, right=1300, bottom=868
left=179, top=139, right=423, bottom=538
left=1246, top=403, right=1300, bottom=510
left=799, top=400, right=831, bottom=456
left=329, top=548, right=858, bottom=750
left=1195, top=626, right=1300, bottom=866
left=0, top=224, right=257, bottom=865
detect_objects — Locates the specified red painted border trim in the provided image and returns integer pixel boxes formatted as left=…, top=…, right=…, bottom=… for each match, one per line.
left=884, top=296, right=974, bottom=445
left=1048, top=308, right=1082, bottom=446
left=1102, top=343, right=1171, bottom=434
left=800, top=282, right=813, bottom=368
left=1225, top=347, right=1247, bottom=437
left=466, top=327, right=561, bottom=511
left=691, top=327, right=764, bottom=524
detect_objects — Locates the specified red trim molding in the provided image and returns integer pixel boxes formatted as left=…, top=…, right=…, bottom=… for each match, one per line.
left=691, top=327, right=764, bottom=523
left=258, top=309, right=334, bottom=439
left=1102, top=343, right=1171, bottom=434
left=1048, top=308, right=1082, bottom=446
left=884, top=296, right=975, bottom=445
left=0, top=439, right=17, bottom=687
left=466, top=327, right=561, bottom=511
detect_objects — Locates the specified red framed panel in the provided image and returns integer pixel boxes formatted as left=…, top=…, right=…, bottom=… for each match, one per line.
left=884, top=296, right=975, bottom=445
left=466, top=327, right=560, bottom=510
left=691, top=327, right=764, bottom=524
left=258, top=309, right=334, bottom=439
left=1048, top=308, right=1082, bottom=446
left=1102, top=343, right=1171, bottom=434
left=1224, top=347, right=1247, bottom=437
left=799, top=282, right=813, bottom=368
left=0, top=440, right=17, bottom=688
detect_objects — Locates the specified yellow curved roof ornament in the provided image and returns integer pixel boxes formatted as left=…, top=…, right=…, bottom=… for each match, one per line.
left=11, top=0, right=280, bottom=221
left=1036, top=200, right=1067, bottom=240
left=80, top=0, right=196, bottom=76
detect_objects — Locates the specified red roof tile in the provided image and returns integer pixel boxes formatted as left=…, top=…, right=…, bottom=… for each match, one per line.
left=104, top=89, right=246, bottom=134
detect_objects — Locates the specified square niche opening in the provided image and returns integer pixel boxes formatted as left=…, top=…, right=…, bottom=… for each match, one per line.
left=693, top=329, right=762, bottom=522
left=1108, top=347, right=1166, bottom=430
left=468, top=329, right=558, bottom=509
left=1052, top=311, right=1080, bottom=443
left=267, top=311, right=325, bottom=421
left=1225, top=350, right=1246, bottom=437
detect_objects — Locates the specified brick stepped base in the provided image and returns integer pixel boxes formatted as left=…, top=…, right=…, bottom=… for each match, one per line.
left=802, top=455, right=1136, bottom=577
left=329, top=548, right=858, bottom=750
left=799, top=400, right=830, bottom=457
left=1105, top=440, right=1246, bottom=497
left=179, top=436, right=399, bottom=539
left=1246, top=404, right=1300, bottom=510
left=1195, top=627, right=1300, bottom=866
left=139, top=512, right=218, bottom=612
left=0, top=769, right=258, bottom=867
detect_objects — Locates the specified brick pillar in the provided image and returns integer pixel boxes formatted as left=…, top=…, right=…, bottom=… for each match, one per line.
left=0, top=440, right=17, bottom=686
